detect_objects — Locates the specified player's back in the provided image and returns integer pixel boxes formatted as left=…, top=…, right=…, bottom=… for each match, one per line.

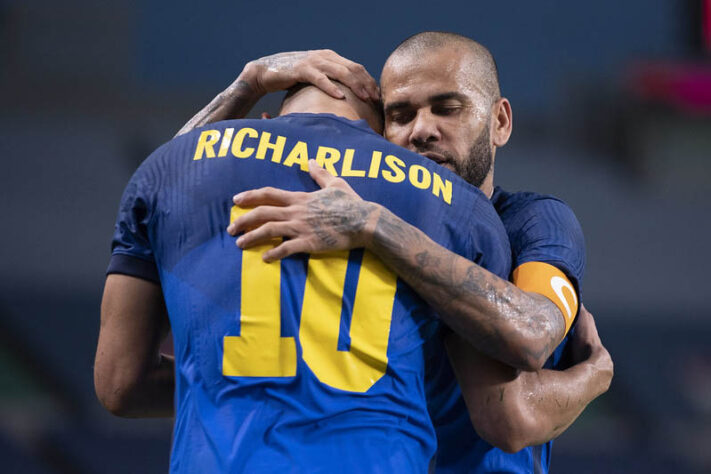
left=111, top=113, right=511, bottom=473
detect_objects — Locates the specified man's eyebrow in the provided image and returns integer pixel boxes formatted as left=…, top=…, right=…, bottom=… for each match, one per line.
left=385, top=92, right=471, bottom=114
left=429, top=92, right=469, bottom=103
left=383, top=101, right=411, bottom=114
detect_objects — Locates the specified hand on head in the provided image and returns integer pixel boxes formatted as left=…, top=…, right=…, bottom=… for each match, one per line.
left=242, top=50, right=379, bottom=102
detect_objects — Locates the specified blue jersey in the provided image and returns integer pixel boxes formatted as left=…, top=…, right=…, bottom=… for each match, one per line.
left=107, top=113, right=511, bottom=474
left=432, top=186, right=585, bottom=474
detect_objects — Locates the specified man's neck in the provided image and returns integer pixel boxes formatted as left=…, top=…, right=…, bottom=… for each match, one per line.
left=280, top=102, right=361, bottom=122
left=279, top=86, right=361, bottom=122
left=480, top=170, right=494, bottom=199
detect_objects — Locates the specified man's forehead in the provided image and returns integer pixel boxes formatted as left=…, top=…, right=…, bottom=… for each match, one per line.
left=382, top=68, right=487, bottom=108
left=382, top=47, right=488, bottom=101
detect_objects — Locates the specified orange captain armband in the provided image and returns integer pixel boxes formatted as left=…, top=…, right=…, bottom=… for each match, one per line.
left=512, top=261, right=579, bottom=336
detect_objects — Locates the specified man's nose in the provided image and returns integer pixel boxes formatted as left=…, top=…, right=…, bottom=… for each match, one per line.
left=409, top=109, right=441, bottom=148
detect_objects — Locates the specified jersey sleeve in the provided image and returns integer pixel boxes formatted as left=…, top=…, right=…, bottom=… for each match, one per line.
left=509, top=197, right=585, bottom=290
left=106, top=159, right=160, bottom=284
left=508, top=197, right=585, bottom=331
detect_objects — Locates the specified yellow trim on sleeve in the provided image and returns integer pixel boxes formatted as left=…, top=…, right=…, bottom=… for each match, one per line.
left=512, top=261, right=579, bottom=336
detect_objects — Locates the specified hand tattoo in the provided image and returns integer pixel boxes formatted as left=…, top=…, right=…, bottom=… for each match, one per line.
left=369, top=207, right=565, bottom=370
left=306, top=189, right=373, bottom=248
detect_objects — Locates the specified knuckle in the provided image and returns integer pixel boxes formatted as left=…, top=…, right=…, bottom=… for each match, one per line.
left=245, top=208, right=262, bottom=222
left=243, top=60, right=257, bottom=73
left=265, top=220, right=281, bottom=232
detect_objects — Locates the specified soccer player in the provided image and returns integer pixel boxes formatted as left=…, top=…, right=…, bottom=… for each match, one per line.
left=185, top=35, right=613, bottom=472
left=94, top=81, right=514, bottom=472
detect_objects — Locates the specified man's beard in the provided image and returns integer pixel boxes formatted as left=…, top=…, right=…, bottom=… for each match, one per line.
left=453, top=125, right=492, bottom=188
left=415, top=125, right=492, bottom=188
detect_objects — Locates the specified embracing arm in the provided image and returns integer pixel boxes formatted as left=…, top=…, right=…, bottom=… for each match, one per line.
left=174, top=76, right=261, bottom=137
left=368, top=206, right=565, bottom=370
left=229, top=162, right=565, bottom=370
left=447, top=306, right=613, bottom=452
left=94, top=274, right=174, bottom=417
left=175, top=50, right=379, bottom=137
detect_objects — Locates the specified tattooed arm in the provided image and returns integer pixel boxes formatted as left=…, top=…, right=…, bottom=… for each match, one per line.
left=368, top=204, right=565, bottom=370
left=175, top=50, right=379, bottom=137
left=175, top=78, right=261, bottom=137
left=446, top=306, right=613, bottom=452
left=229, top=161, right=565, bottom=370
left=229, top=167, right=613, bottom=447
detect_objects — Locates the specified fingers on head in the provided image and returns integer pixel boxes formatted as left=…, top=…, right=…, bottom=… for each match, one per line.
left=310, top=50, right=377, bottom=100
left=303, top=69, right=344, bottom=99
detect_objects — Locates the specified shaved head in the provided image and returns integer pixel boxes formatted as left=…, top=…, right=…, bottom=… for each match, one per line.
left=386, top=31, right=501, bottom=105
left=281, top=82, right=384, bottom=133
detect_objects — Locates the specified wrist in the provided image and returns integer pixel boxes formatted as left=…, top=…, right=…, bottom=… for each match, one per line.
left=361, top=203, right=384, bottom=250
left=232, top=62, right=265, bottom=99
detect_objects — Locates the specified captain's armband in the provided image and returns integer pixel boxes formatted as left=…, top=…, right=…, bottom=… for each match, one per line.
left=512, top=261, right=579, bottom=335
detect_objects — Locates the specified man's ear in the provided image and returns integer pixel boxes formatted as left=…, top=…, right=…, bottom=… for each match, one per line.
left=491, top=98, right=512, bottom=148
left=261, top=112, right=272, bottom=120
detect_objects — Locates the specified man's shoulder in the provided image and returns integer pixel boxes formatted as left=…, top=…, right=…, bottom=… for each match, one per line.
left=492, top=186, right=580, bottom=235
left=492, top=186, right=570, bottom=218
left=492, top=186, right=585, bottom=282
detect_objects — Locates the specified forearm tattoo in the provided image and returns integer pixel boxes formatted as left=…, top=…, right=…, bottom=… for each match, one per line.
left=175, top=80, right=258, bottom=137
left=306, top=190, right=374, bottom=247
left=261, top=51, right=307, bottom=72
left=370, top=208, right=564, bottom=368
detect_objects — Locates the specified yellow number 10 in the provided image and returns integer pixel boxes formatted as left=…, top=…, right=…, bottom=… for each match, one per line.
left=223, top=206, right=398, bottom=393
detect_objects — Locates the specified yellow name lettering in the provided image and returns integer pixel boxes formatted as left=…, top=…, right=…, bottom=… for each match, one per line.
left=381, top=154, right=406, bottom=183
left=256, top=132, right=287, bottom=163
left=409, top=164, right=431, bottom=190
left=218, top=128, right=234, bottom=157
left=340, top=149, right=366, bottom=177
left=315, top=146, right=341, bottom=176
left=432, top=172, right=453, bottom=205
left=194, top=129, right=454, bottom=205
left=283, top=141, right=310, bottom=171
left=193, top=130, right=221, bottom=160
left=367, top=151, right=382, bottom=178
left=231, top=127, right=258, bottom=158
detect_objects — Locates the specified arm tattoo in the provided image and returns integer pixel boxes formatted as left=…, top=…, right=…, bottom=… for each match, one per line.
left=369, top=208, right=564, bottom=369
left=175, top=80, right=259, bottom=137
left=261, top=51, right=307, bottom=71
left=306, top=190, right=374, bottom=247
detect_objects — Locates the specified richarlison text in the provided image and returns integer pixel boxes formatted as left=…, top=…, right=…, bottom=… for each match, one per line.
left=192, top=128, right=453, bottom=205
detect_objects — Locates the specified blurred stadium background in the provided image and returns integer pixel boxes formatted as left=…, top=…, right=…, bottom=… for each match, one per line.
left=1, top=0, right=710, bottom=472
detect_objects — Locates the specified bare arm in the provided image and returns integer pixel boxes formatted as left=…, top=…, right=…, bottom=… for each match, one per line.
left=175, top=77, right=261, bottom=137
left=368, top=205, right=565, bottom=370
left=94, top=274, right=174, bottom=417
left=229, top=161, right=565, bottom=370
left=447, top=306, right=613, bottom=453
left=175, top=50, right=380, bottom=137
